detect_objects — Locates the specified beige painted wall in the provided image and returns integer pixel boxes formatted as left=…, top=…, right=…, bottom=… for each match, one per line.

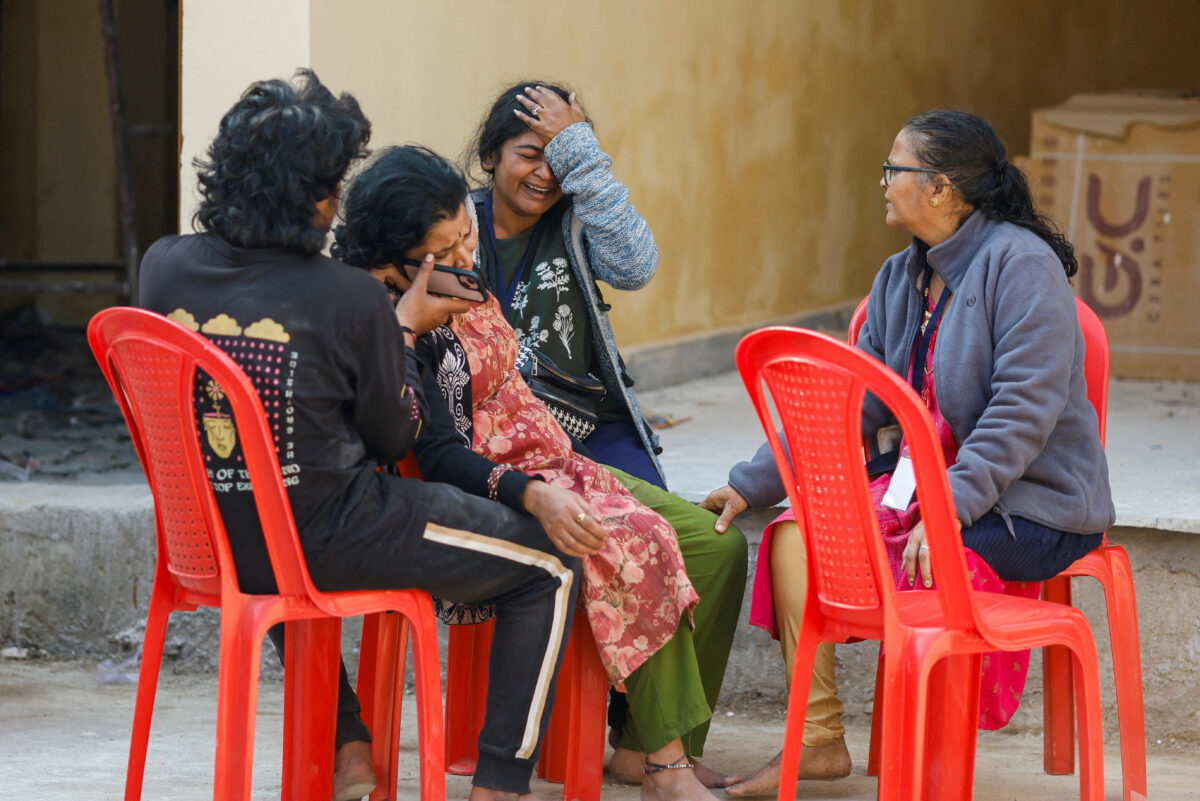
left=178, top=0, right=311, bottom=227
left=175, top=1, right=1200, bottom=350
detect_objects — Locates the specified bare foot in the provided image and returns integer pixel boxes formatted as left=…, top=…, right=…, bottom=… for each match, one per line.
left=610, top=747, right=646, bottom=784
left=688, top=758, right=733, bottom=789
left=642, top=751, right=719, bottom=801
left=332, top=740, right=377, bottom=801
left=611, top=748, right=731, bottom=788
left=724, top=739, right=851, bottom=797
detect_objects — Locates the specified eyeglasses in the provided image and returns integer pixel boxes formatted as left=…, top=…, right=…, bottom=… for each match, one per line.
left=882, top=162, right=940, bottom=187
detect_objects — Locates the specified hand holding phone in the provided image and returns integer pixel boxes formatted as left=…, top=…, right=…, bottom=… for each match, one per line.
left=400, top=258, right=487, bottom=303
left=394, top=255, right=479, bottom=335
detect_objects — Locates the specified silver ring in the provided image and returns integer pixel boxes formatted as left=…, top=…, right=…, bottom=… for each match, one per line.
left=575, top=512, right=587, bottom=523
left=531, top=105, right=542, bottom=118
left=919, top=544, right=930, bottom=551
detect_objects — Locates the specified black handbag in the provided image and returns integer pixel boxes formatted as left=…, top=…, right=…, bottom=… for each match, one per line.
left=521, top=351, right=606, bottom=441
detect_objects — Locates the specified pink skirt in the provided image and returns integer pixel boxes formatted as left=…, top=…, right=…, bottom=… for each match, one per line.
left=749, top=507, right=1038, bottom=730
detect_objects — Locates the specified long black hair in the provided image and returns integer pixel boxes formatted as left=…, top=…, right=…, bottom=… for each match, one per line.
left=903, top=109, right=1076, bottom=277
left=462, top=80, right=584, bottom=185
left=332, top=145, right=468, bottom=269
left=193, top=69, right=370, bottom=255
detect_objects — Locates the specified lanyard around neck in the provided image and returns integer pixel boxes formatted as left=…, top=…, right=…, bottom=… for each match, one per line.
left=482, top=192, right=548, bottom=313
left=911, top=264, right=951, bottom=398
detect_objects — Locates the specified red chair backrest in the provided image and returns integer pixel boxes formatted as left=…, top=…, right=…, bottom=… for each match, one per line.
left=847, top=296, right=1109, bottom=444
left=737, top=327, right=979, bottom=634
left=88, top=307, right=314, bottom=600
left=1074, top=299, right=1109, bottom=445
left=847, top=296, right=869, bottom=347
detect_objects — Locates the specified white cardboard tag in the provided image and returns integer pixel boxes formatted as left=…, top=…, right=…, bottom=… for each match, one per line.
left=881, top=455, right=917, bottom=511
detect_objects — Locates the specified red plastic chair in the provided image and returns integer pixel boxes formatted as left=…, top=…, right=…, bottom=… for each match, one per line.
left=88, top=307, right=445, bottom=801
left=737, top=325, right=1105, bottom=801
left=361, top=456, right=607, bottom=801
left=1042, top=300, right=1146, bottom=801
left=850, top=296, right=1146, bottom=801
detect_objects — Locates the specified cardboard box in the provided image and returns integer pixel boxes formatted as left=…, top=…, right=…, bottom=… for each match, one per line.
left=1016, top=91, right=1200, bottom=380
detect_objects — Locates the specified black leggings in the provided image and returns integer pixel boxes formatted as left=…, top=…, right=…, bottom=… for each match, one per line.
left=271, top=477, right=581, bottom=794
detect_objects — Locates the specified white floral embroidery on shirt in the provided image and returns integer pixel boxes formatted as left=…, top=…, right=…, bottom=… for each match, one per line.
left=552, top=304, right=575, bottom=354
left=510, top=280, right=530, bottom=313
left=535, top=258, right=572, bottom=301
left=513, top=315, right=550, bottom=370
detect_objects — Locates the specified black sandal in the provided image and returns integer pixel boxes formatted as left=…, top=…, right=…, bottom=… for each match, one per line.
left=643, top=755, right=694, bottom=775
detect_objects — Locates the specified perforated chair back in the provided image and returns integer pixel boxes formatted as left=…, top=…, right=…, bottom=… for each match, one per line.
left=88, top=306, right=312, bottom=601
left=736, top=326, right=978, bottom=635
left=848, top=295, right=1107, bottom=439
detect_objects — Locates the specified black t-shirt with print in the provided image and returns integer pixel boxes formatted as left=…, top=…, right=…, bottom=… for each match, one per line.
left=139, top=232, right=427, bottom=593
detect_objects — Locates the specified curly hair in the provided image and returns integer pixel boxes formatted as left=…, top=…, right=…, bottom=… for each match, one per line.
left=193, top=69, right=371, bottom=255
left=903, top=109, right=1076, bottom=277
left=331, top=146, right=468, bottom=270
left=462, top=80, right=587, bottom=186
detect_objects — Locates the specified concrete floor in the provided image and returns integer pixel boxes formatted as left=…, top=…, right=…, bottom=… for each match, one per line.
left=1, top=659, right=1195, bottom=801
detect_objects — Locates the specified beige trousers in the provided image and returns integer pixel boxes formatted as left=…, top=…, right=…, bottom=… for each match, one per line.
left=770, top=521, right=845, bottom=746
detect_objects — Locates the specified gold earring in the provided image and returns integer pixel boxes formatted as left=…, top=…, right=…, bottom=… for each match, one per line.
left=931, top=198, right=940, bottom=207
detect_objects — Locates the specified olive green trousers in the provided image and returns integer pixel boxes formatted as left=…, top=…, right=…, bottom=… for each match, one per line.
left=607, top=467, right=748, bottom=756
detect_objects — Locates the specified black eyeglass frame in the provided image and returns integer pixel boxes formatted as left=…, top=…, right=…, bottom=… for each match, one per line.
left=882, top=162, right=940, bottom=187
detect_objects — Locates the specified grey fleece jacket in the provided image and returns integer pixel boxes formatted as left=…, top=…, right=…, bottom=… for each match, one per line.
left=729, top=211, right=1115, bottom=536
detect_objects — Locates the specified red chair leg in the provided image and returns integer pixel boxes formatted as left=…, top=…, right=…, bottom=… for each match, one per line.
left=918, top=652, right=980, bottom=801
left=404, top=597, right=447, bottom=801
left=359, top=612, right=405, bottom=801
left=283, top=617, right=341, bottom=801
left=538, top=609, right=606, bottom=801
left=1102, top=547, right=1147, bottom=801
left=445, top=620, right=495, bottom=775
left=213, top=604, right=273, bottom=801
left=359, top=599, right=446, bottom=801
left=867, top=644, right=885, bottom=777
left=1042, top=574, right=1076, bottom=776
left=777, top=618, right=823, bottom=801
left=1073, top=547, right=1147, bottom=801
left=124, top=583, right=174, bottom=801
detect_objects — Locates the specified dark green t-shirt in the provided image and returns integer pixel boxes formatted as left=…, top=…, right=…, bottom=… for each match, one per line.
left=479, top=202, right=594, bottom=378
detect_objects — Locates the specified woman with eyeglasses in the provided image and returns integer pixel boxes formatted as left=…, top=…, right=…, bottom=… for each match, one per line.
left=701, top=109, right=1114, bottom=794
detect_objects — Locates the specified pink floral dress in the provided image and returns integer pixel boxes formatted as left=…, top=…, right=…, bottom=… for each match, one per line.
left=456, top=296, right=698, bottom=684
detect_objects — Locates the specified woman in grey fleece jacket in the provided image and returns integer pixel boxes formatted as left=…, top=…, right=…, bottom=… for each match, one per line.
left=704, top=109, right=1115, bottom=794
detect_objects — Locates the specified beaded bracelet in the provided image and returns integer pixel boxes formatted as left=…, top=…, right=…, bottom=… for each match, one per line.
left=486, top=464, right=513, bottom=502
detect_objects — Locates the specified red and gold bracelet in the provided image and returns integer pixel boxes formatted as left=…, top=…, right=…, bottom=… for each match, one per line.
left=486, top=464, right=513, bottom=502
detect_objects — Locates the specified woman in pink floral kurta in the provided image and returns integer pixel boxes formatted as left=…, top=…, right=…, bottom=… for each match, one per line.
left=336, top=145, right=745, bottom=798
left=463, top=294, right=698, bottom=682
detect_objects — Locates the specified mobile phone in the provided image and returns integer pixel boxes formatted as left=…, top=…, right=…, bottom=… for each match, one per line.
left=400, top=259, right=487, bottom=303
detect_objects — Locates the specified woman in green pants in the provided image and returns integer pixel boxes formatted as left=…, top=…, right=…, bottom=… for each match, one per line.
left=332, top=144, right=747, bottom=801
